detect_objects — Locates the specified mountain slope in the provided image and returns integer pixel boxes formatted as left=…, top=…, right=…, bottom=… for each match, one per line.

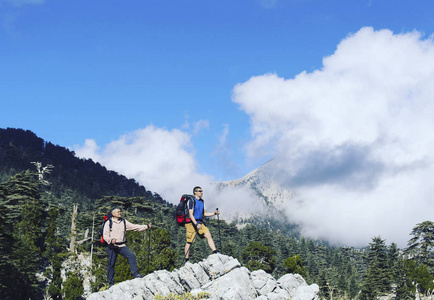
left=0, top=128, right=167, bottom=204
left=222, top=160, right=294, bottom=209
left=218, top=160, right=300, bottom=236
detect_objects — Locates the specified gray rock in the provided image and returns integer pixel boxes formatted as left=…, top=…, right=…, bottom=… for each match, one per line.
left=177, top=263, right=204, bottom=290
left=146, top=270, right=185, bottom=295
left=202, top=267, right=257, bottom=300
left=266, top=287, right=291, bottom=300
left=293, top=284, right=319, bottom=300
left=86, top=254, right=319, bottom=300
left=184, top=260, right=211, bottom=286
left=199, top=253, right=241, bottom=278
left=310, top=284, right=320, bottom=294
left=277, top=273, right=307, bottom=297
left=251, top=270, right=277, bottom=296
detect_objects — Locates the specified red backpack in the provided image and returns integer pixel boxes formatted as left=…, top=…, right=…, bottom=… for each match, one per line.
left=175, top=194, right=195, bottom=226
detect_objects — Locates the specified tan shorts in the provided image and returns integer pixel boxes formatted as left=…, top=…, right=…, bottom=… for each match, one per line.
left=185, top=223, right=210, bottom=243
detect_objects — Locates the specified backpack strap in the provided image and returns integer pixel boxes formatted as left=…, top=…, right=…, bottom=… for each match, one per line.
left=186, top=195, right=196, bottom=210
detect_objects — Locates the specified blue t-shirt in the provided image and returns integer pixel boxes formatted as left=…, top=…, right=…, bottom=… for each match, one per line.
left=188, top=197, right=205, bottom=223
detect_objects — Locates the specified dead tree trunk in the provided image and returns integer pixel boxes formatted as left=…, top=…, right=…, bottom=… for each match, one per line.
left=70, top=204, right=78, bottom=253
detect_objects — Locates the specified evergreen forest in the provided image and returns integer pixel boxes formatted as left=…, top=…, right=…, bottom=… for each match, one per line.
left=1, top=128, right=434, bottom=300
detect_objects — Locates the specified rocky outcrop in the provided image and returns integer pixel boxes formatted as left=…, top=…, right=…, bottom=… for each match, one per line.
left=87, top=254, right=319, bottom=300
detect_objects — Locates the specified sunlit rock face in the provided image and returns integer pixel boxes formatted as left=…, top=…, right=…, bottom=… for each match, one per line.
left=87, top=254, right=319, bottom=300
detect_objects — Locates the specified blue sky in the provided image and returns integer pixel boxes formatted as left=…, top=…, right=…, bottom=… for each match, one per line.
left=2, top=0, right=432, bottom=181
left=3, top=0, right=434, bottom=246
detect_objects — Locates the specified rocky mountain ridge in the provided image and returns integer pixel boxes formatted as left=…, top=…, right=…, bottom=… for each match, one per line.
left=221, top=160, right=293, bottom=210
left=87, top=254, right=319, bottom=300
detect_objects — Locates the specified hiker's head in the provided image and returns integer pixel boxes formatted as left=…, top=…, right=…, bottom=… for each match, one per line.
left=193, top=186, right=203, bottom=197
left=111, top=208, right=122, bottom=218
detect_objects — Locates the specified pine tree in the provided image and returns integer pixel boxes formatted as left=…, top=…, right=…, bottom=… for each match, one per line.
left=395, top=258, right=415, bottom=299
left=360, top=236, right=391, bottom=299
left=283, top=254, right=306, bottom=276
left=45, top=206, right=65, bottom=300
left=0, top=170, right=46, bottom=299
left=348, top=276, right=359, bottom=299
left=406, top=221, right=434, bottom=269
left=241, top=241, right=276, bottom=273
left=62, top=272, right=84, bottom=300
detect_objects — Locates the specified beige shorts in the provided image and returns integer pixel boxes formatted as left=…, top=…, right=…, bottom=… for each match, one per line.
left=185, top=223, right=210, bottom=243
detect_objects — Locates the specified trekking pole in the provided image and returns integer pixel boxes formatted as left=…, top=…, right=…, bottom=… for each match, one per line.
left=216, top=208, right=222, bottom=252
left=147, top=221, right=151, bottom=274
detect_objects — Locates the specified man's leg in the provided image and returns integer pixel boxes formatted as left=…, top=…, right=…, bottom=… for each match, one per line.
left=118, top=246, right=139, bottom=277
left=106, top=247, right=118, bottom=286
left=185, top=223, right=196, bottom=260
left=185, top=242, right=192, bottom=260
left=204, top=232, right=217, bottom=252
left=198, top=225, right=217, bottom=253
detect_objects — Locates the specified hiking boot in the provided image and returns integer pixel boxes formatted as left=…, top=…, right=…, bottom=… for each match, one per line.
left=109, top=284, right=114, bottom=289
left=134, top=274, right=144, bottom=279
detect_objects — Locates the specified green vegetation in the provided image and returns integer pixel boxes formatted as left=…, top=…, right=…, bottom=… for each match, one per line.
left=154, top=292, right=211, bottom=300
left=1, top=128, right=434, bottom=299
left=62, top=272, right=84, bottom=300
left=241, top=241, right=277, bottom=273
left=283, top=254, right=306, bottom=276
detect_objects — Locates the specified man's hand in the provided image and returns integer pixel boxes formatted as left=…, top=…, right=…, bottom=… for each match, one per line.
left=111, top=238, right=117, bottom=244
left=147, top=223, right=152, bottom=229
left=215, top=210, right=220, bottom=216
left=197, top=223, right=202, bottom=229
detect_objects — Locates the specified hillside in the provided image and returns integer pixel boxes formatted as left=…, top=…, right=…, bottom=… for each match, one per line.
left=1, top=127, right=431, bottom=300
left=0, top=128, right=170, bottom=205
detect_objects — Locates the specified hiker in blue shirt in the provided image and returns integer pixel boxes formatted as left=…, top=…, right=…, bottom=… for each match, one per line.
left=184, top=186, right=220, bottom=262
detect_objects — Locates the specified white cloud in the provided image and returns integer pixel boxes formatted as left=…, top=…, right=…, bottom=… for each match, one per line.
left=210, top=124, right=246, bottom=180
left=217, top=124, right=229, bottom=150
left=193, top=119, right=210, bottom=135
left=232, top=27, right=434, bottom=247
left=73, top=125, right=262, bottom=218
left=180, top=118, right=209, bottom=135
left=74, top=125, right=203, bottom=202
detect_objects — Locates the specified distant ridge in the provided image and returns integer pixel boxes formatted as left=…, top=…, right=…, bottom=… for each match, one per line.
left=0, top=127, right=167, bottom=204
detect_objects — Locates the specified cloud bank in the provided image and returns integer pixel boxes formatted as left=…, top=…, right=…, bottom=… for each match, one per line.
left=232, top=27, right=434, bottom=247
left=73, top=125, right=262, bottom=218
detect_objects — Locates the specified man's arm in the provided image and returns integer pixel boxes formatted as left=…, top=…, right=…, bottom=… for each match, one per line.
left=203, top=209, right=219, bottom=217
left=189, top=209, right=199, bottom=225
left=125, top=220, right=151, bottom=232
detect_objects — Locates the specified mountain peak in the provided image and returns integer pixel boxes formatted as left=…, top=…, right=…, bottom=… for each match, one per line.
left=221, top=160, right=294, bottom=210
